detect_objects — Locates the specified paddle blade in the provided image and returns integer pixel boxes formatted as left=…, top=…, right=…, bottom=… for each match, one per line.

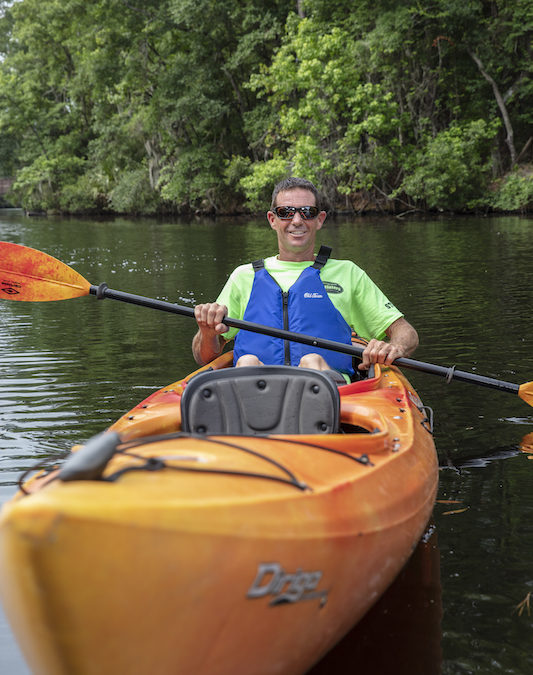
left=518, top=382, right=533, bottom=408
left=0, top=241, right=91, bottom=301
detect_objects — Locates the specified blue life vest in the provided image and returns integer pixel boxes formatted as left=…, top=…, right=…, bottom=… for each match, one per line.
left=233, top=246, right=354, bottom=376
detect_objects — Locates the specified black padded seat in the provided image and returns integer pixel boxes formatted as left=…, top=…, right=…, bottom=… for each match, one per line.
left=181, top=366, right=340, bottom=435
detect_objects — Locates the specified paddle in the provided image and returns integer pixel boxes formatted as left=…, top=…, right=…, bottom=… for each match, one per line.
left=1, top=241, right=532, bottom=407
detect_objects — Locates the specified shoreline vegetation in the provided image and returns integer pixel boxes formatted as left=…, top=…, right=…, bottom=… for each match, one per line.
left=0, top=1, right=532, bottom=218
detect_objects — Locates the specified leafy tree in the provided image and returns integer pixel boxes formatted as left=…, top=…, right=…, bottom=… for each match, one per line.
left=491, top=168, right=533, bottom=212
left=396, top=119, right=499, bottom=210
left=0, top=0, right=531, bottom=214
left=1, top=0, right=289, bottom=213
left=156, top=0, right=287, bottom=211
left=242, top=0, right=532, bottom=212
left=242, top=17, right=409, bottom=210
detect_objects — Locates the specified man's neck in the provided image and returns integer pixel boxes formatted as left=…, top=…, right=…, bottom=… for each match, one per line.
left=277, top=248, right=315, bottom=262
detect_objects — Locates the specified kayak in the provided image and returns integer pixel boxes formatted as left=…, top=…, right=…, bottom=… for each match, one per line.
left=0, top=351, right=438, bottom=675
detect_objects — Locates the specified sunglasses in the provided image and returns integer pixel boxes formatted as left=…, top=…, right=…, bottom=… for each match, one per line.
left=272, top=205, right=320, bottom=220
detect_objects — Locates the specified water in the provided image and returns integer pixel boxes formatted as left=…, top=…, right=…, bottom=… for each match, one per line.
left=1, top=208, right=532, bottom=673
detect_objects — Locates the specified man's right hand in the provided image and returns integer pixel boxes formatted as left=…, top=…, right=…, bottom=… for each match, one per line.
left=192, top=303, right=229, bottom=365
left=194, top=302, right=229, bottom=336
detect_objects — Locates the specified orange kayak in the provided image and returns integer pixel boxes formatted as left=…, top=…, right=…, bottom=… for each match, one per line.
left=0, top=353, right=438, bottom=675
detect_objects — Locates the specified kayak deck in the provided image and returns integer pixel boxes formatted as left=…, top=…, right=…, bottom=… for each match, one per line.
left=0, top=354, right=438, bottom=675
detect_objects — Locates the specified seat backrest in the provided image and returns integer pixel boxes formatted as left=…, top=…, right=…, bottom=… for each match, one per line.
left=181, top=366, right=340, bottom=435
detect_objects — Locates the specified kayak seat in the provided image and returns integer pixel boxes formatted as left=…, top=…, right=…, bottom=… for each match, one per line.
left=181, top=366, right=340, bottom=435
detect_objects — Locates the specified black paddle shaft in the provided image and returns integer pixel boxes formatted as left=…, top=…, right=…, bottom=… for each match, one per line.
left=89, top=284, right=520, bottom=396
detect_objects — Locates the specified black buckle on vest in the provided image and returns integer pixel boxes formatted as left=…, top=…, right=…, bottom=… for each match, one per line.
left=252, top=259, right=264, bottom=272
left=312, top=245, right=332, bottom=269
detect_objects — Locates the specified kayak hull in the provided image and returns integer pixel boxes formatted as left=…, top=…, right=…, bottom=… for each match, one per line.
left=0, top=355, right=438, bottom=674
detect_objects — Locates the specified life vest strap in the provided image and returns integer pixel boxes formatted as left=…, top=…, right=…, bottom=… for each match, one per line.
left=312, top=245, right=332, bottom=269
left=252, top=259, right=264, bottom=272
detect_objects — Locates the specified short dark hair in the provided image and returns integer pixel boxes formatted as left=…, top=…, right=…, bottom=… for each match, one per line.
left=270, top=177, right=321, bottom=210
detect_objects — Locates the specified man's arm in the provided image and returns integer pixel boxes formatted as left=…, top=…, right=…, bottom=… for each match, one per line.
left=358, top=317, right=418, bottom=371
left=192, top=303, right=229, bottom=365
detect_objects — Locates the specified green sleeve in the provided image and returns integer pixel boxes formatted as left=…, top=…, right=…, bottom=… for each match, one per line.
left=323, top=260, right=403, bottom=341
left=348, top=269, right=403, bottom=340
left=215, top=264, right=255, bottom=342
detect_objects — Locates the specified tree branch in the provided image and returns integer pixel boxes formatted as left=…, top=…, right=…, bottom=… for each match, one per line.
left=467, top=48, right=517, bottom=166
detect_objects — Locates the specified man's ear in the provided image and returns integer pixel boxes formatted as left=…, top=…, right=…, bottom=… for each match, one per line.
left=316, top=211, right=327, bottom=230
left=267, top=210, right=277, bottom=229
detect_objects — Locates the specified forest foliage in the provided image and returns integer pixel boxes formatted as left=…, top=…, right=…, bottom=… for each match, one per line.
left=0, top=0, right=532, bottom=215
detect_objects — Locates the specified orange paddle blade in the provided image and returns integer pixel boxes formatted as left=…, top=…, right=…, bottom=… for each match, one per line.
left=0, top=241, right=91, bottom=301
left=518, top=381, right=533, bottom=408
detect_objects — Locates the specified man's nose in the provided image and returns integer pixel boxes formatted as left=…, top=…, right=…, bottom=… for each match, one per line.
left=291, top=210, right=304, bottom=224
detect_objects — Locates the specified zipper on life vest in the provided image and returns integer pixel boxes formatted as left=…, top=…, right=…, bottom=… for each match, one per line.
left=282, top=291, right=290, bottom=365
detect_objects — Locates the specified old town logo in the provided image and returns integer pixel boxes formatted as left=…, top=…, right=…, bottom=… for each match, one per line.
left=1, top=279, right=21, bottom=295
left=247, top=562, right=328, bottom=607
left=323, top=281, right=343, bottom=294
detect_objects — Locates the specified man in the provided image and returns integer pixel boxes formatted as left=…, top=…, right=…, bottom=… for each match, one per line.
left=192, top=177, right=418, bottom=380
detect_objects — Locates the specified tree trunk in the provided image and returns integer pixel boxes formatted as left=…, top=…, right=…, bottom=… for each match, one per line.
left=467, top=48, right=517, bottom=166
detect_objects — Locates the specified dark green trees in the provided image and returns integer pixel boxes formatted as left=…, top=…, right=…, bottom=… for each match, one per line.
left=0, top=0, right=531, bottom=214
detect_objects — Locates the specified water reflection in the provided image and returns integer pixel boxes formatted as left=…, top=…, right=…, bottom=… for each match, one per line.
left=440, top=443, right=524, bottom=471
left=520, top=433, right=533, bottom=454
left=309, top=526, right=442, bottom=675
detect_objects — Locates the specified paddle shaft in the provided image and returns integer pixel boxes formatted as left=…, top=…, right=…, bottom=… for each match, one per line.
left=1, top=242, right=527, bottom=403
left=89, top=284, right=520, bottom=396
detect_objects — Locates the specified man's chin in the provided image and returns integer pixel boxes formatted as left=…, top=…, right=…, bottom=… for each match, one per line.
left=287, top=235, right=309, bottom=248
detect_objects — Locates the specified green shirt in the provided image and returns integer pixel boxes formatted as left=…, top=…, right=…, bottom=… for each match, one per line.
left=216, top=254, right=403, bottom=342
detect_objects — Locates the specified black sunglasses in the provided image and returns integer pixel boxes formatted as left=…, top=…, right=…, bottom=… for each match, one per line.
left=272, top=205, right=320, bottom=220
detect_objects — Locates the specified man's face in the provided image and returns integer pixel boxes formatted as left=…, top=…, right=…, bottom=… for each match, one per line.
left=267, top=188, right=327, bottom=261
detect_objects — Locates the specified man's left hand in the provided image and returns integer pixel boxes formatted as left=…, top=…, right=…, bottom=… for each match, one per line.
left=358, top=339, right=406, bottom=370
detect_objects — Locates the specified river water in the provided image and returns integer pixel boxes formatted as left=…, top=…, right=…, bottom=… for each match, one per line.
left=1, top=208, right=532, bottom=674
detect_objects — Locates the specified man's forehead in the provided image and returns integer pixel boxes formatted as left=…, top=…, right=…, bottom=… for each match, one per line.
left=275, top=188, right=316, bottom=205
